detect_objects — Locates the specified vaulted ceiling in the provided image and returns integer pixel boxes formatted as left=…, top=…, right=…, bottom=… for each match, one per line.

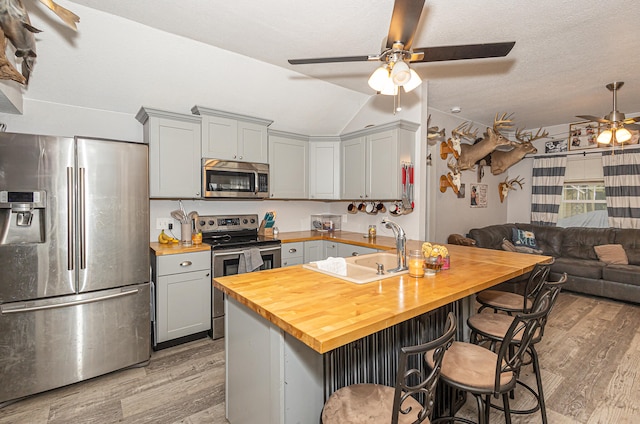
left=67, top=0, right=640, bottom=132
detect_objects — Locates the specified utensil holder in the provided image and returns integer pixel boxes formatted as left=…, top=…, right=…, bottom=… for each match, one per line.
left=181, top=222, right=192, bottom=246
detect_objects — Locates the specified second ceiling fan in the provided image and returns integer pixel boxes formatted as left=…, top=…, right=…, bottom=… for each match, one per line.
left=288, top=0, right=516, bottom=96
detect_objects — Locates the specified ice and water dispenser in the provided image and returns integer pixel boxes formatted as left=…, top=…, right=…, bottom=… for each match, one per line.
left=0, top=190, right=46, bottom=244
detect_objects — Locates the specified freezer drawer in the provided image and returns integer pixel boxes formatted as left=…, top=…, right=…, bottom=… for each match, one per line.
left=0, top=283, right=151, bottom=404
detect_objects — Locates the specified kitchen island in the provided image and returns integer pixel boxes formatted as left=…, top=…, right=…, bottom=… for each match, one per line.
left=214, top=243, right=550, bottom=423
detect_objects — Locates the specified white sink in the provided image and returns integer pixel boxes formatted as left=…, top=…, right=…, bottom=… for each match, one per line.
left=302, top=252, right=408, bottom=284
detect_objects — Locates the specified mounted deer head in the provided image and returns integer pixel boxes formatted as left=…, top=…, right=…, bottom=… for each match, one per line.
left=498, top=176, right=525, bottom=203
left=439, top=121, right=477, bottom=160
left=458, top=113, right=514, bottom=171
left=490, top=127, right=547, bottom=175
left=427, top=115, right=446, bottom=144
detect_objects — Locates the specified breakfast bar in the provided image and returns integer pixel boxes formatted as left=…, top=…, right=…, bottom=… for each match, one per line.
left=213, top=243, right=550, bottom=423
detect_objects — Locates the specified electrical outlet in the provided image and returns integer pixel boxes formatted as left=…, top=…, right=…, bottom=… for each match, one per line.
left=156, top=218, right=172, bottom=230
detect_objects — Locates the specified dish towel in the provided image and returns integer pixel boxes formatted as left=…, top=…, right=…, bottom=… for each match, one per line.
left=238, top=248, right=264, bottom=273
left=312, top=257, right=347, bottom=276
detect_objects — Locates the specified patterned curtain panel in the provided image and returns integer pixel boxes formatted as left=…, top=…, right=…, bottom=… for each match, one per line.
left=602, top=150, right=640, bottom=229
left=531, top=156, right=567, bottom=226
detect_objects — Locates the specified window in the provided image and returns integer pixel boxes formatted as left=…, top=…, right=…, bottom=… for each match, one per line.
left=557, top=182, right=608, bottom=227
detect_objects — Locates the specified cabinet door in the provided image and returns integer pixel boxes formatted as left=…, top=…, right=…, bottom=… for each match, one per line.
left=269, top=136, right=309, bottom=199
left=367, top=130, right=399, bottom=200
left=337, top=243, right=377, bottom=258
left=201, top=115, right=238, bottom=160
left=148, top=116, right=201, bottom=198
left=156, top=269, right=211, bottom=343
left=323, top=241, right=338, bottom=259
left=304, top=240, right=324, bottom=263
left=341, top=137, right=366, bottom=199
left=238, top=121, right=268, bottom=163
left=309, top=141, right=340, bottom=200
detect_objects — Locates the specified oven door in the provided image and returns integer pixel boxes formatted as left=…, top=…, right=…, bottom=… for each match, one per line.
left=210, top=244, right=281, bottom=339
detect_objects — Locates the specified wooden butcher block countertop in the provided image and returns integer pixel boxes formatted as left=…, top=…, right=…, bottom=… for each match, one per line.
left=214, top=242, right=550, bottom=354
left=150, top=242, right=211, bottom=255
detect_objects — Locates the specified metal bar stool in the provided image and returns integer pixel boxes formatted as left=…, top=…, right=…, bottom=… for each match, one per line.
left=321, top=313, right=457, bottom=424
left=467, top=273, right=567, bottom=424
left=426, top=292, right=556, bottom=424
left=476, top=261, right=553, bottom=315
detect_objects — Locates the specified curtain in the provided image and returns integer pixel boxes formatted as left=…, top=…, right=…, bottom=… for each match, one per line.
left=602, top=150, right=640, bottom=229
left=531, top=156, right=567, bottom=226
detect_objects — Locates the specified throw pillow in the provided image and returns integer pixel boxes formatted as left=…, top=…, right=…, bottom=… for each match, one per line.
left=501, top=239, right=518, bottom=252
left=503, top=238, right=543, bottom=254
left=594, top=244, right=629, bottom=265
left=512, top=228, right=540, bottom=250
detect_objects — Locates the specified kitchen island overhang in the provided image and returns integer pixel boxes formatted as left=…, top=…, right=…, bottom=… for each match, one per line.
left=214, top=244, right=550, bottom=423
left=214, top=244, right=550, bottom=354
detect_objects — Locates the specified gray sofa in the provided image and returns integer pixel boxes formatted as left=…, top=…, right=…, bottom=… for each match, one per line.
left=467, top=223, right=640, bottom=304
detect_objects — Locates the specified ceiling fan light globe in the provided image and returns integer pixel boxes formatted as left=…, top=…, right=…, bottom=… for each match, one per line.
left=380, top=78, right=398, bottom=96
left=616, top=127, right=632, bottom=143
left=403, top=69, right=422, bottom=93
left=368, top=66, right=390, bottom=92
left=597, top=129, right=613, bottom=144
left=391, top=61, right=411, bottom=86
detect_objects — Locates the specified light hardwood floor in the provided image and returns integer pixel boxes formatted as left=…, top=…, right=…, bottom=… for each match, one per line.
left=1, top=291, right=639, bottom=423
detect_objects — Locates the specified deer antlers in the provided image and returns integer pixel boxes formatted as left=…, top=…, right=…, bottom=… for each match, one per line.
left=498, top=176, right=525, bottom=203
left=515, top=127, right=549, bottom=143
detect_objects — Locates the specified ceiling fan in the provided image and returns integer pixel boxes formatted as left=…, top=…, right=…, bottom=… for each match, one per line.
left=577, top=82, right=640, bottom=145
left=287, top=0, right=515, bottom=98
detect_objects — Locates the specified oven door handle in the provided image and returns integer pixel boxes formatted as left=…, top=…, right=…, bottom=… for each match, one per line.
left=213, top=246, right=281, bottom=257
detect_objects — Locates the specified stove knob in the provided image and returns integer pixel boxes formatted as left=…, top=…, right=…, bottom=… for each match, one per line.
left=243, top=219, right=248, bottom=224
left=250, top=218, right=256, bottom=224
left=208, top=220, right=215, bottom=226
left=199, top=220, right=206, bottom=226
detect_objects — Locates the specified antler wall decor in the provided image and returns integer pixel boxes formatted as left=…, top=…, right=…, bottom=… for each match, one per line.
left=498, top=176, right=524, bottom=203
left=490, top=127, right=548, bottom=175
left=0, top=0, right=79, bottom=85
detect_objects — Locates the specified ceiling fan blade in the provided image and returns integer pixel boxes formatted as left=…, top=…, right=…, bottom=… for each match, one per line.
left=410, top=42, right=515, bottom=63
left=623, top=116, right=640, bottom=124
left=626, top=123, right=640, bottom=131
left=288, top=55, right=374, bottom=65
left=386, top=0, right=426, bottom=50
left=576, top=115, right=610, bottom=124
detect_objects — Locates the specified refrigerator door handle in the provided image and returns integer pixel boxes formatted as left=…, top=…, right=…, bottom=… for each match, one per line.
left=1, top=287, right=141, bottom=314
left=79, top=167, right=86, bottom=269
left=67, top=167, right=75, bottom=270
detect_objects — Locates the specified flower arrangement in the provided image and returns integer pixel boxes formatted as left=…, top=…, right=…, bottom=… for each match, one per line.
left=421, top=242, right=449, bottom=258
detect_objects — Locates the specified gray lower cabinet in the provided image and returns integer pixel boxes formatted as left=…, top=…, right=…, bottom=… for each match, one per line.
left=324, top=240, right=338, bottom=258
left=304, top=240, right=324, bottom=262
left=152, top=250, right=211, bottom=347
left=337, top=243, right=377, bottom=257
left=282, top=242, right=304, bottom=267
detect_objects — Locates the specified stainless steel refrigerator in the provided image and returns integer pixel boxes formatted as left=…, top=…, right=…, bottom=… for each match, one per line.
left=0, top=134, right=150, bottom=405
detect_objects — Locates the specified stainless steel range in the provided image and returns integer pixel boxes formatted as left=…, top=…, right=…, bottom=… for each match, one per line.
left=196, top=214, right=281, bottom=339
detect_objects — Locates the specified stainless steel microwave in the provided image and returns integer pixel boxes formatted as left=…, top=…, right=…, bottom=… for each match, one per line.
left=202, top=159, right=269, bottom=198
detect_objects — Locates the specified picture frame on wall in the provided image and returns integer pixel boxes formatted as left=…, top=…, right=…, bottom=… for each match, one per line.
left=569, top=121, right=600, bottom=151
left=545, top=139, right=568, bottom=154
left=470, top=183, right=487, bottom=208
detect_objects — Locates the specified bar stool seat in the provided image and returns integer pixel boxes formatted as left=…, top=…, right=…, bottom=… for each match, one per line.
left=322, top=313, right=457, bottom=424
left=476, top=262, right=552, bottom=315
left=321, top=384, right=425, bottom=424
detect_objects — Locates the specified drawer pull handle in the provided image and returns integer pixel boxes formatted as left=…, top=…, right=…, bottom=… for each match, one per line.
left=180, top=261, right=193, bottom=267
left=289, top=248, right=297, bottom=253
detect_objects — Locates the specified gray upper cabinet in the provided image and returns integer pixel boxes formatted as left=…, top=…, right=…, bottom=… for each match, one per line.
left=309, top=137, right=341, bottom=200
left=136, top=107, right=202, bottom=199
left=269, top=130, right=309, bottom=199
left=192, top=106, right=272, bottom=163
left=341, top=121, right=418, bottom=201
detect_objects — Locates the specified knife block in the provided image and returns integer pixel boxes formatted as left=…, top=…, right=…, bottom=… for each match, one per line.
left=258, top=220, right=274, bottom=236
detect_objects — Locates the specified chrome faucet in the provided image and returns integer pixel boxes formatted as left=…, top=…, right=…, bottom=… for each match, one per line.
left=382, top=217, right=407, bottom=272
